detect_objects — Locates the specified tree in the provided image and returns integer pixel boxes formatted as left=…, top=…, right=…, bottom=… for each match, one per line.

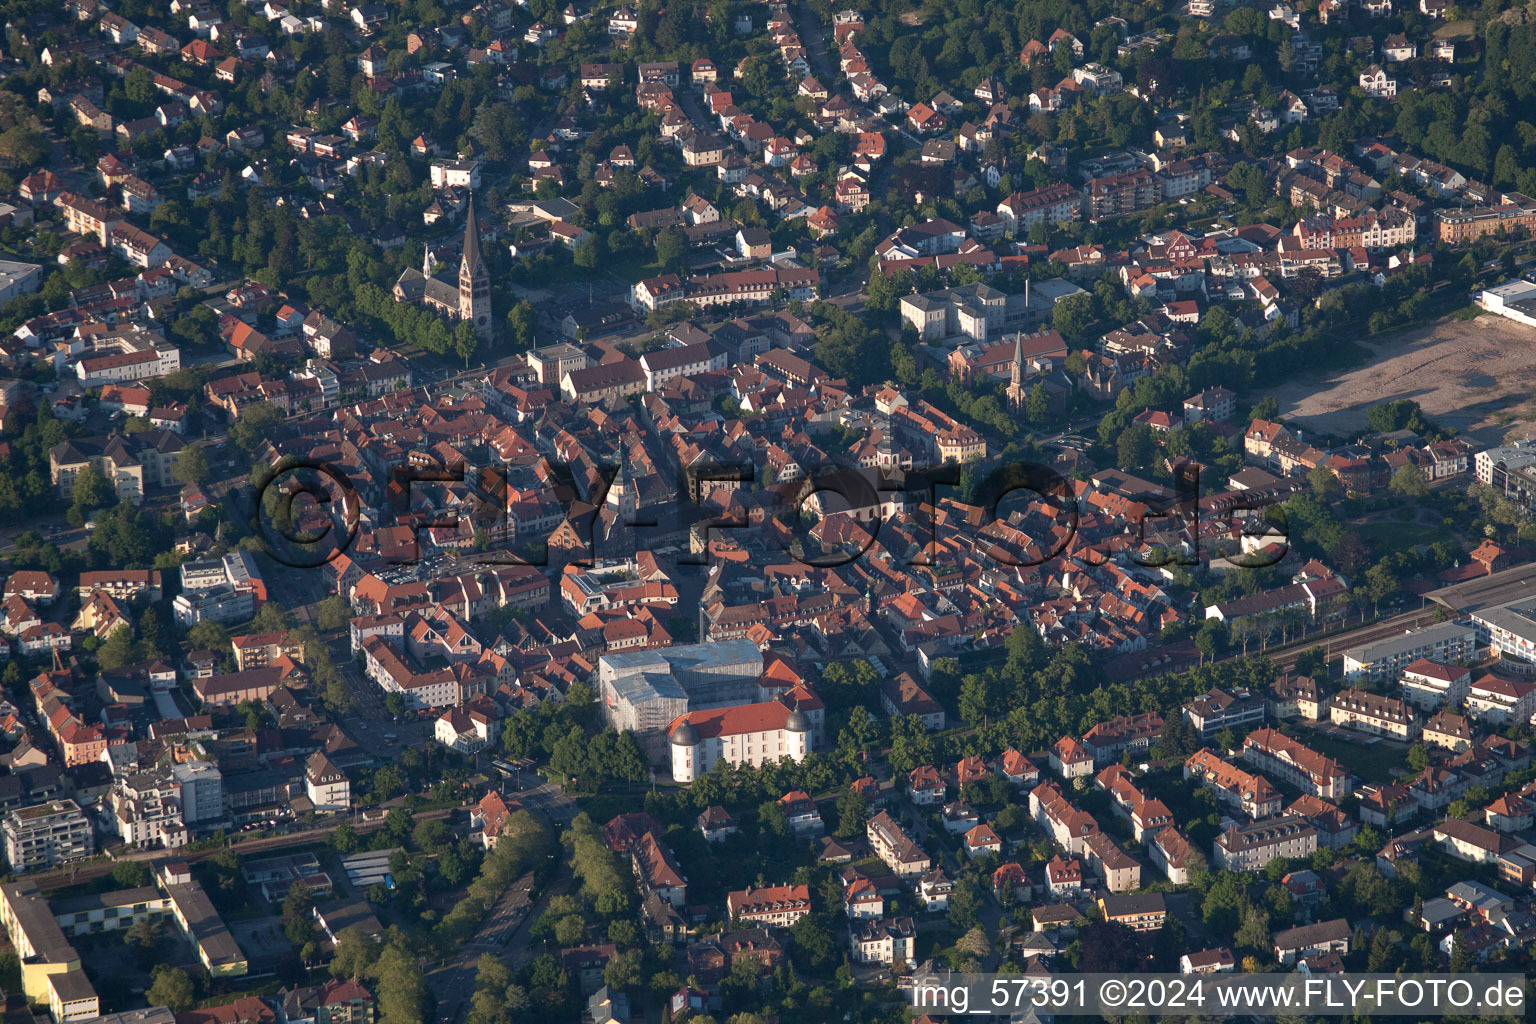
left=374, top=941, right=427, bottom=1024
left=147, top=967, right=195, bottom=1012
left=955, top=926, right=992, bottom=959
left=789, top=913, right=835, bottom=970
left=331, top=926, right=379, bottom=980
left=125, top=917, right=165, bottom=963
left=654, top=227, right=687, bottom=275
left=1234, top=905, right=1270, bottom=953
left=112, top=860, right=151, bottom=888
left=947, top=877, right=982, bottom=931
left=454, top=321, right=479, bottom=364
left=1024, top=383, right=1051, bottom=424
left=1368, top=926, right=1398, bottom=971
left=72, top=464, right=116, bottom=512
left=1389, top=465, right=1429, bottom=498
left=834, top=788, right=867, bottom=837
left=0, top=127, right=47, bottom=170
left=959, top=672, right=995, bottom=724
left=252, top=601, right=291, bottom=632
left=602, top=949, right=644, bottom=992
left=187, top=619, right=230, bottom=653
left=125, top=65, right=156, bottom=104
left=282, top=881, right=315, bottom=946
left=229, top=402, right=284, bottom=452
left=1117, top=425, right=1155, bottom=470
left=174, top=446, right=210, bottom=486
left=1406, top=744, right=1430, bottom=773
left=507, top=300, right=536, bottom=350
left=836, top=706, right=879, bottom=761
left=317, top=596, right=352, bottom=631
left=1448, top=930, right=1471, bottom=972
left=97, top=626, right=136, bottom=671
left=1051, top=292, right=1094, bottom=342
left=1307, top=465, right=1341, bottom=500
left=1076, top=920, right=1145, bottom=972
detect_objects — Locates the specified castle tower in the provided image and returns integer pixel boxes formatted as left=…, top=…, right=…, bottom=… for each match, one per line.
left=459, top=199, right=492, bottom=341
left=1006, top=331, right=1028, bottom=409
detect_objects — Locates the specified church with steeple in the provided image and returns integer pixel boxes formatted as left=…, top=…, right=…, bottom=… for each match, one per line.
left=1005, top=331, right=1028, bottom=410
left=391, top=200, right=493, bottom=341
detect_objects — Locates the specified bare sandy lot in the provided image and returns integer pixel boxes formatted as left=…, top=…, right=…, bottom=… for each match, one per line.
left=1270, top=313, right=1536, bottom=445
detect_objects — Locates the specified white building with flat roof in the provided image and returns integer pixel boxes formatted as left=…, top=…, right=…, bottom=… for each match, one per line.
left=1472, top=598, right=1536, bottom=664
left=1342, top=621, right=1478, bottom=682
left=1476, top=279, right=1536, bottom=328
left=0, top=258, right=43, bottom=305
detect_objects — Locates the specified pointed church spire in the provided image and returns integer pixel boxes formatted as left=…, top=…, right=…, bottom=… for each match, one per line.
left=1007, top=331, right=1027, bottom=410
left=461, top=195, right=483, bottom=274
left=459, top=194, right=491, bottom=341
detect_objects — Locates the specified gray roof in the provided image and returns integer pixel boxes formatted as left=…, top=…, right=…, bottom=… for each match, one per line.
left=1417, top=897, right=1462, bottom=926
left=610, top=669, right=686, bottom=706
left=1344, top=621, right=1476, bottom=665
left=52, top=885, right=162, bottom=916
left=600, top=638, right=761, bottom=675
left=1099, top=891, right=1167, bottom=917
left=48, top=971, right=97, bottom=1001
left=0, top=881, right=77, bottom=960
left=1471, top=600, right=1536, bottom=645
left=164, top=881, right=245, bottom=967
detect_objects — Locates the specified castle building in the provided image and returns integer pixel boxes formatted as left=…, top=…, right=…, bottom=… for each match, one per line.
left=669, top=698, right=811, bottom=783
left=392, top=200, right=492, bottom=341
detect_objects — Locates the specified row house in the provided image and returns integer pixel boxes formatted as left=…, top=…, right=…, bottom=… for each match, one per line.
left=1212, top=814, right=1319, bottom=871
left=1029, top=781, right=1099, bottom=856
left=726, top=884, right=810, bottom=927
left=1241, top=727, right=1352, bottom=800
left=1184, top=749, right=1284, bottom=819
left=1328, top=688, right=1419, bottom=740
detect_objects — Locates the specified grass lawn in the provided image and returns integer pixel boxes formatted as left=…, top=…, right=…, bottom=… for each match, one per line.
left=1302, top=731, right=1405, bottom=783
left=608, top=255, right=664, bottom=282
left=1355, top=519, right=1454, bottom=553
left=916, top=921, right=962, bottom=962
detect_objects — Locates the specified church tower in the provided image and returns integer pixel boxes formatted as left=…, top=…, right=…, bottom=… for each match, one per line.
left=459, top=199, right=492, bottom=341
left=1006, top=331, right=1028, bottom=409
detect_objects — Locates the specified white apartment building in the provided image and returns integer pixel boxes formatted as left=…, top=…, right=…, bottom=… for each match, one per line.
left=305, top=752, right=350, bottom=811
left=3, top=800, right=94, bottom=872
left=1342, top=622, right=1477, bottom=682
left=1472, top=599, right=1536, bottom=664
left=1465, top=674, right=1536, bottom=726
left=428, top=159, right=480, bottom=189
left=1399, top=658, right=1471, bottom=710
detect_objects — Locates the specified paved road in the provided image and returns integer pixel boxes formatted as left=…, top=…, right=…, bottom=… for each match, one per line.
left=792, top=0, right=838, bottom=85
left=426, top=780, right=577, bottom=1024
left=903, top=799, right=1004, bottom=969
left=33, top=805, right=453, bottom=890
